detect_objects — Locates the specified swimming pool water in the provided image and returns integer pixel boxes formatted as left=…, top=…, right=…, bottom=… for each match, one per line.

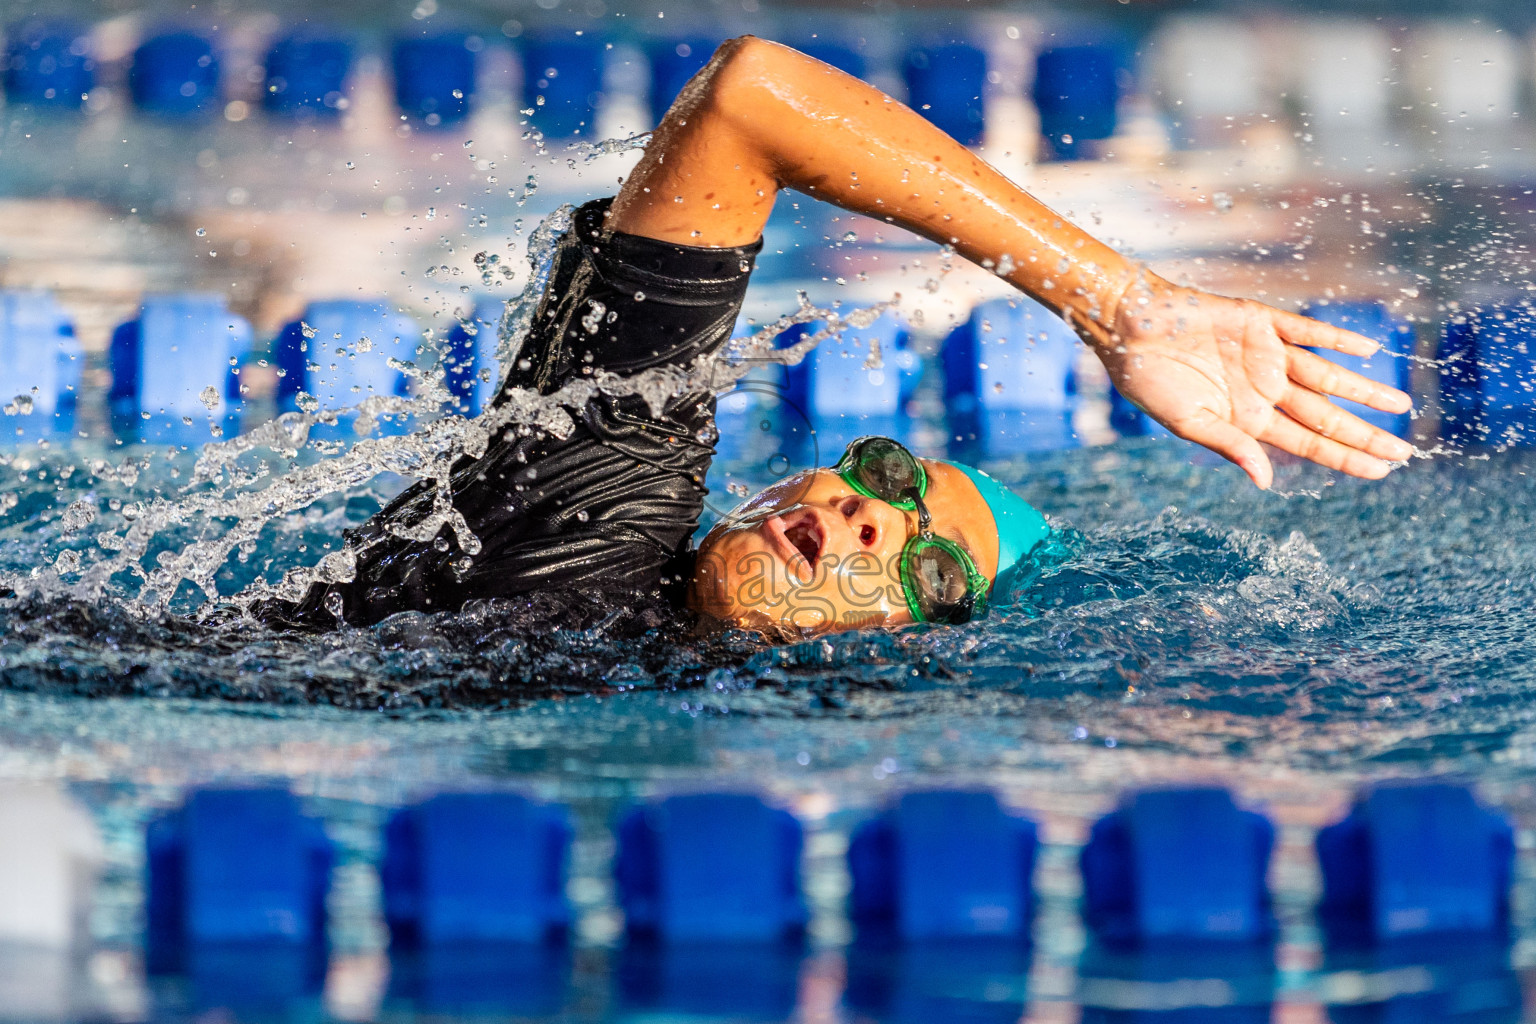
left=4, top=437, right=1536, bottom=1019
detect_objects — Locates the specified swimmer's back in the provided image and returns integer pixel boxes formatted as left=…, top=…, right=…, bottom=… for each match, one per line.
left=254, top=199, right=760, bottom=629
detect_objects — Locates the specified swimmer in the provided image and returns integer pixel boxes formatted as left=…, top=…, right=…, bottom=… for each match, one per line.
left=259, top=37, right=1413, bottom=639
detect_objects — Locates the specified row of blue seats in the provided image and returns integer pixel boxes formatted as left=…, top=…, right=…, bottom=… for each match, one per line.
left=7, top=290, right=1536, bottom=453
left=0, top=292, right=495, bottom=443
left=149, top=781, right=1507, bottom=956
left=5, top=20, right=1118, bottom=149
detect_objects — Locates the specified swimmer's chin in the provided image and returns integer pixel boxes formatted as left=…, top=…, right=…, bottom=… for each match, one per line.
left=686, top=604, right=905, bottom=644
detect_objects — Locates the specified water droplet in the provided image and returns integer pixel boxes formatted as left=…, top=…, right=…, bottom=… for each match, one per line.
left=633, top=291, right=646, bottom=302
left=1213, top=191, right=1234, bottom=214
left=323, top=591, right=345, bottom=619
left=199, top=386, right=220, bottom=410
left=195, top=227, right=207, bottom=237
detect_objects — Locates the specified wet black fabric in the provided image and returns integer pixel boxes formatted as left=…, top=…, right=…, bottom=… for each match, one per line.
left=257, top=198, right=760, bottom=629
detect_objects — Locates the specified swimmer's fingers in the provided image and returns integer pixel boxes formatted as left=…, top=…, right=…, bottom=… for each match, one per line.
left=1287, top=347, right=1413, bottom=413
left=1277, top=384, right=1415, bottom=463
left=1171, top=411, right=1274, bottom=490
left=1257, top=410, right=1397, bottom=480
left=1271, top=308, right=1379, bottom=358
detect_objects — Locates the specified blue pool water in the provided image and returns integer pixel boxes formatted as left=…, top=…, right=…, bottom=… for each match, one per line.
left=5, top=435, right=1536, bottom=1018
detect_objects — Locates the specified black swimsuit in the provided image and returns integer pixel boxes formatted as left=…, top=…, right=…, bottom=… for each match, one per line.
left=260, top=198, right=761, bottom=629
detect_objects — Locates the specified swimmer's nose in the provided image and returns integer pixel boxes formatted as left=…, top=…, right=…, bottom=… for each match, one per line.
left=838, top=495, right=882, bottom=549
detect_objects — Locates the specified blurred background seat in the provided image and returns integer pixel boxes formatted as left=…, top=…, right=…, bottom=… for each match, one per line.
left=273, top=299, right=420, bottom=434
left=1081, top=787, right=1275, bottom=945
left=520, top=34, right=607, bottom=140
left=145, top=786, right=332, bottom=970
left=1032, top=42, right=1124, bottom=161
left=109, top=293, right=249, bottom=443
left=392, top=34, right=476, bottom=126
left=0, top=290, right=82, bottom=438
left=902, top=42, right=987, bottom=147
left=382, top=792, right=569, bottom=947
left=616, top=792, right=805, bottom=943
left=1439, top=304, right=1536, bottom=446
left=780, top=310, right=918, bottom=459
left=942, top=296, right=1080, bottom=459
left=849, top=789, right=1037, bottom=942
left=3, top=19, right=93, bottom=111
left=129, top=30, right=220, bottom=118
left=645, top=37, right=718, bottom=128
left=263, top=31, right=352, bottom=121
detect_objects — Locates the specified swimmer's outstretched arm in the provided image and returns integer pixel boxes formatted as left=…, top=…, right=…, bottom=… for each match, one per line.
left=608, top=36, right=1415, bottom=489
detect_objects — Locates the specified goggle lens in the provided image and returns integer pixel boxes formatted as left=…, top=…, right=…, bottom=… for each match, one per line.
left=903, top=537, right=979, bottom=624
left=842, top=437, right=923, bottom=509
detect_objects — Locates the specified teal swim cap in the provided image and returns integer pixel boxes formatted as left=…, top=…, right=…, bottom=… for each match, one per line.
left=943, top=462, right=1052, bottom=601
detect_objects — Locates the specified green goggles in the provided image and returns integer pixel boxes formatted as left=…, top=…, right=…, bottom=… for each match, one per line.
left=833, top=435, right=990, bottom=625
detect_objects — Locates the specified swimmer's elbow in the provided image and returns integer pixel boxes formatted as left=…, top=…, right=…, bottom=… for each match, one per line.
left=696, top=36, right=801, bottom=124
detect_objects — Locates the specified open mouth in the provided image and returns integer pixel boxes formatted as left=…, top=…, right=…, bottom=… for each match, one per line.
left=764, top=511, right=823, bottom=582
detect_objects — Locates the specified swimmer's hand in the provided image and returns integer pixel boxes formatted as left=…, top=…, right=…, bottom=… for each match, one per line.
left=1093, top=273, right=1415, bottom=489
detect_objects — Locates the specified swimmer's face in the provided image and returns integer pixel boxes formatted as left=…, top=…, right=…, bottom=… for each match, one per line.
left=687, top=460, right=999, bottom=638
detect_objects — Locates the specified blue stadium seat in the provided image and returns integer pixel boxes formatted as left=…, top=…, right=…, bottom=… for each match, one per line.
left=3, top=20, right=93, bottom=110
left=616, top=942, right=802, bottom=1018
left=382, top=792, right=570, bottom=947
left=647, top=37, right=718, bottom=127
left=145, top=787, right=332, bottom=971
left=942, top=296, right=1079, bottom=458
left=1299, top=300, right=1414, bottom=437
left=273, top=300, right=419, bottom=431
left=845, top=939, right=1031, bottom=1024
left=848, top=790, right=1038, bottom=941
left=1032, top=44, right=1122, bottom=160
left=780, top=311, right=918, bottom=458
left=1317, top=783, right=1513, bottom=944
left=521, top=35, right=606, bottom=139
left=1081, top=788, right=1275, bottom=945
left=0, top=290, right=81, bottom=438
left=615, top=793, right=806, bottom=942
left=109, top=294, right=249, bottom=443
left=129, top=31, right=220, bottom=118
left=263, top=32, right=352, bottom=119
left=903, top=43, right=987, bottom=146
left=393, top=35, right=476, bottom=126
left=1439, top=304, right=1536, bottom=446
left=444, top=298, right=504, bottom=417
